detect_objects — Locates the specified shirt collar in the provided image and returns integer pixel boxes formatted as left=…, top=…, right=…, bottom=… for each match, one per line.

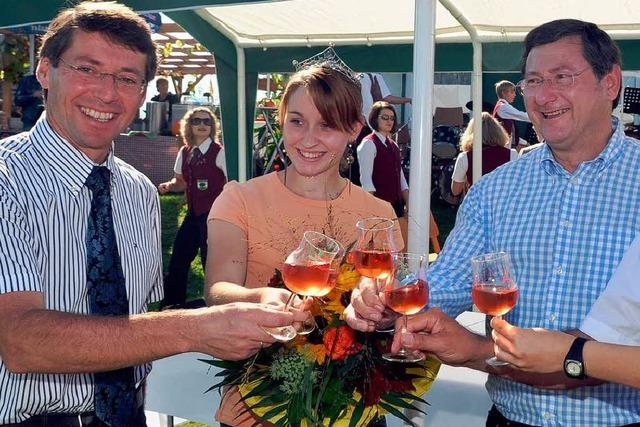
left=374, top=132, right=388, bottom=145
left=194, top=137, right=213, bottom=154
left=539, top=116, right=625, bottom=177
left=32, top=112, right=118, bottom=194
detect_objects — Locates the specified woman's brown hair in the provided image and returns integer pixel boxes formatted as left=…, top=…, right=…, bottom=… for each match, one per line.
left=278, top=63, right=363, bottom=134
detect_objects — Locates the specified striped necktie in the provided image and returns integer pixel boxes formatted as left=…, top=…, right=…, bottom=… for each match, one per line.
left=85, top=166, right=137, bottom=426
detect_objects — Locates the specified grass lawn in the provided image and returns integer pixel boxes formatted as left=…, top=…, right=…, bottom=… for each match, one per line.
left=149, top=194, right=205, bottom=311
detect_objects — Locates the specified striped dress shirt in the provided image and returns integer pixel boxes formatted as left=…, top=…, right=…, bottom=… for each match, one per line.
left=0, top=115, right=163, bottom=423
left=428, top=117, right=640, bottom=426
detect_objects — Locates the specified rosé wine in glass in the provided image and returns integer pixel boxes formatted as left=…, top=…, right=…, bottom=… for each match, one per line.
left=470, top=251, right=518, bottom=366
left=352, top=250, right=394, bottom=280
left=282, top=262, right=332, bottom=297
left=263, top=231, right=340, bottom=341
left=354, top=217, right=398, bottom=332
left=471, top=283, right=519, bottom=316
left=385, top=278, right=429, bottom=315
left=382, top=253, right=428, bottom=363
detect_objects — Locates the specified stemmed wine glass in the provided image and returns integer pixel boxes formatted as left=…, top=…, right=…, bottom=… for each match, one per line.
left=352, top=217, right=398, bottom=331
left=382, top=253, right=429, bottom=363
left=470, top=251, right=519, bottom=366
left=263, top=231, right=341, bottom=341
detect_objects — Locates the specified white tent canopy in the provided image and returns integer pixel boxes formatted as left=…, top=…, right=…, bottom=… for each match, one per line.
left=191, top=0, right=640, bottom=256
left=195, top=0, right=640, bottom=48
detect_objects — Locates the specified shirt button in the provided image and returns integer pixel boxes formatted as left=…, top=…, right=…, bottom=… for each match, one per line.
left=570, top=177, right=580, bottom=185
left=561, top=220, right=571, bottom=228
left=543, top=412, right=552, bottom=420
left=556, top=266, right=564, bottom=275
left=549, top=314, right=557, bottom=322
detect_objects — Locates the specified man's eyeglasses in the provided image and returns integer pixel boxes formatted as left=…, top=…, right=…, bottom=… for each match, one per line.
left=379, top=114, right=395, bottom=121
left=189, top=117, right=212, bottom=126
left=516, top=68, right=590, bottom=96
left=57, top=58, right=145, bottom=95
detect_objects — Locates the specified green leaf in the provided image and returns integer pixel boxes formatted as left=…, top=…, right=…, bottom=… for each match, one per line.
left=348, top=397, right=365, bottom=427
left=378, top=402, right=416, bottom=426
left=243, top=380, right=278, bottom=400
left=395, top=391, right=430, bottom=407
left=259, top=403, right=289, bottom=423
left=199, top=358, right=243, bottom=369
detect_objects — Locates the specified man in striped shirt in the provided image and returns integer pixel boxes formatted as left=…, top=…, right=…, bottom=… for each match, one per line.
left=349, top=19, right=640, bottom=427
left=0, top=3, right=303, bottom=426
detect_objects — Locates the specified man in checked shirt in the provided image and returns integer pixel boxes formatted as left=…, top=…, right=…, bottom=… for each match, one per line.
left=348, top=19, right=640, bottom=427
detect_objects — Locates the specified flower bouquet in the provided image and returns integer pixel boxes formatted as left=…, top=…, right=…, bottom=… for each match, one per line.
left=203, top=258, right=440, bottom=426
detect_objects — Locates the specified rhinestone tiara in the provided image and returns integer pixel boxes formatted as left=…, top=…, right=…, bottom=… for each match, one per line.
left=292, top=46, right=361, bottom=85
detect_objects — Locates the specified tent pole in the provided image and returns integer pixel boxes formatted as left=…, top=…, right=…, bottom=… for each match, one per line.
left=407, top=0, right=436, bottom=258
left=405, top=3, right=437, bottom=422
left=236, top=45, right=247, bottom=182
left=439, top=0, right=483, bottom=184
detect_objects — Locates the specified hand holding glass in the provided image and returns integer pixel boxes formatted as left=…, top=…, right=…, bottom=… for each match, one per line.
left=352, top=217, right=398, bottom=331
left=263, top=231, right=341, bottom=341
left=382, top=253, right=429, bottom=363
left=471, top=251, right=519, bottom=366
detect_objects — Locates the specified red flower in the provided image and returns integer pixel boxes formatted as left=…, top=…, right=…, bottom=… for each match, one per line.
left=358, top=365, right=415, bottom=406
left=323, top=325, right=361, bottom=360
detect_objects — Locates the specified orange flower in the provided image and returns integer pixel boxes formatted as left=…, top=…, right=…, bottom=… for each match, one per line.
left=322, top=325, right=362, bottom=360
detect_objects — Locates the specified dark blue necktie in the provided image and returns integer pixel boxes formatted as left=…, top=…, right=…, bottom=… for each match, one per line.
left=85, top=166, right=137, bottom=426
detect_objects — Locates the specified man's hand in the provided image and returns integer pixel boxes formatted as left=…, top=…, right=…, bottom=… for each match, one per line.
left=391, top=308, right=492, bottom=368
left=196, top=302, right=307, bottom=360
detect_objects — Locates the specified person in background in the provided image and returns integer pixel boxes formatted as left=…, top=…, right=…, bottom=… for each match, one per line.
left=491, top=231, right=640, bottom=389
left=151, top=77, right=180, bottom=105
left=344, top=72, right=411, bottom=186
left=358, top=101, right=409, bottom=218
left=0, top=3, right=303, bottom=426
left=206, top=62, right=402, bottom=427
left=348, top=19, right=640, bottom=426
left=158, top=107, right=226, bottom=309
left=151, top=77, right=180, bottom=135
left=13, top=73, right=44, bottom=130
left=493, top=80, right=531, bottom=151
left=450, top=112, right=519, bottom=197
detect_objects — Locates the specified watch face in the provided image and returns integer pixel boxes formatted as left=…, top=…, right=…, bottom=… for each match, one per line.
left=565, top=360, right=582, bottom=377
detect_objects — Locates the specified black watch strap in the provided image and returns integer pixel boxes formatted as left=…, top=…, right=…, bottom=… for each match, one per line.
left=563, top=337, right=587, bottom=379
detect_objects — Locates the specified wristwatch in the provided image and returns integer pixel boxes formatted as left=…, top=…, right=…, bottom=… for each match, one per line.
left=563, top=337, right=587, bottom=379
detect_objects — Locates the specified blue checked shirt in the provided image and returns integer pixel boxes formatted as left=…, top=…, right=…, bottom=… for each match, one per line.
left=428, top=117, right=640, bottom=426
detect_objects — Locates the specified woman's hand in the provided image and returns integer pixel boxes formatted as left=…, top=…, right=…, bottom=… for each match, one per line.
left=344, top=277, right=394, bottom=332
left=158, top=181, right=171, bottom=194
left=491, top=317, right=574, bottom=373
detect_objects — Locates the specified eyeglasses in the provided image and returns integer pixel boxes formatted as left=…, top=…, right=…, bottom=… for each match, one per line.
left=516, top=68, right=590, bottom=96
left=379, top=114, right=395, bottom=121
left=189, top=117, right=212, bottom=126
left=58, top=58, right=145, bottom=94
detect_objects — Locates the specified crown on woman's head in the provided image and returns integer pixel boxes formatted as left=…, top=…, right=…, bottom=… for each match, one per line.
left=292, top=45, right=361, bottom=85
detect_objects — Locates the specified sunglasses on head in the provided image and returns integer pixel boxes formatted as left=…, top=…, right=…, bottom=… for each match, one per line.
left=189, top=117, right=212, bottom=126
left=379, top=114, right=395, bottom=121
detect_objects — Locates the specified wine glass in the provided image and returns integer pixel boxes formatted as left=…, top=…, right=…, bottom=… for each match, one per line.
left=352, top=217, right=398, bottom=332
left=382, top=253, right=429, bottom=363
left=470, top=251, right=519, bottom=367
left=263, top=231, right=341, bottom=341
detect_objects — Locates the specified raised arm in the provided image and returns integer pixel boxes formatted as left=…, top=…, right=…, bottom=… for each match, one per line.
left=204, top=219, right=295, bottom=308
